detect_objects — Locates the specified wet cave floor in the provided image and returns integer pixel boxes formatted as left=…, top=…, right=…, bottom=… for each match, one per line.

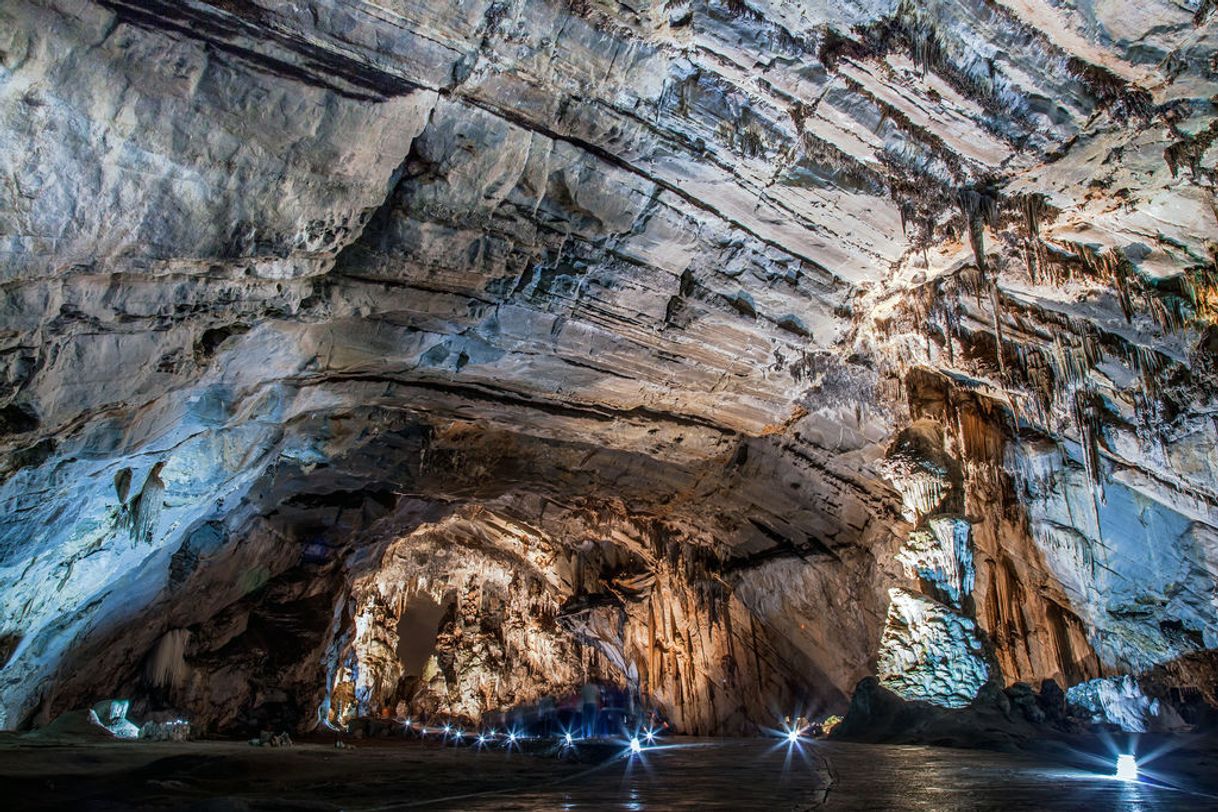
left=3, top=734, right=1218, bottom=811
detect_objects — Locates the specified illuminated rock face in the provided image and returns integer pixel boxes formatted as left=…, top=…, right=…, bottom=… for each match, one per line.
left=336, top=511, right=594, bottom=724
left=2, top=0, right=1218, bottom=734
left=330, top=502, right=851, bottom=734
left=1066, top=675, right=1189, bottom=733
left=896, top=517, right=974, bottom=609
left=880, top=515, right=985, bottom=705
left=877, top=416, right=987, bottom=705
left=877, top=588, right=988, bottom=708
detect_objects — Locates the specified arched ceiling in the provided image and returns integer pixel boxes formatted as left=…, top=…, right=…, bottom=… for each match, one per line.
left=1, top=0, right=1216, bottom=731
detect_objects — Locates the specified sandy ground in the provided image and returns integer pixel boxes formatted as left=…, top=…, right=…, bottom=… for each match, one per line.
left=2, top=732, right=1217, bottom=810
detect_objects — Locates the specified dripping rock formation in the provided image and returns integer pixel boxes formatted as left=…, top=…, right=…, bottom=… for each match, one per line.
left=2, top=0, right=1218, bottom=748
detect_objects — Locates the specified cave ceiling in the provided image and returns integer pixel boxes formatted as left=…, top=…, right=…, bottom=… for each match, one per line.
left=1, top=0, right=1217, bottom=733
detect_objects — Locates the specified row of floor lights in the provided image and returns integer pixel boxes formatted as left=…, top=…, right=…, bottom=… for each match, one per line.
left=410, top=714, right=1141, bottom=788
left=404, top=720, right=662, bottom=756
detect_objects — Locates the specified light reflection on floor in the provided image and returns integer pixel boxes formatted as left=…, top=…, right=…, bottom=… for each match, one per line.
left=447, top=738, right=1218, bottom=811
left=4, top=734, right=1218, bottom=810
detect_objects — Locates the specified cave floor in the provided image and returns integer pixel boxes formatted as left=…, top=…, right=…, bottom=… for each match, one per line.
left=2, top=734, right=1216, bottom=810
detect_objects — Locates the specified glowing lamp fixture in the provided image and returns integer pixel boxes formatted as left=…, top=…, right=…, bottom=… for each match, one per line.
left=786, top=728, right=801, bottom=744
left=477, top=734, right=488, bottom=745
left=442, top=724, right=452, bottom=734
left=629, top=737, right=642, bottom=754
left=1115, top=754, right=1138, bottom=782
left=507, top=730, right=518, bottom=744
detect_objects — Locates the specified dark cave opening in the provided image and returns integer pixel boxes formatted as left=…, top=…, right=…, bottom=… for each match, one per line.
left=394, top=592, right=449, bottom=681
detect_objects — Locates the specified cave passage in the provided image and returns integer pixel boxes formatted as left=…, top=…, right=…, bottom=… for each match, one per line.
left=3, top=0, right=1218, bottom=808
left=395, top=593, right=448, bottom=684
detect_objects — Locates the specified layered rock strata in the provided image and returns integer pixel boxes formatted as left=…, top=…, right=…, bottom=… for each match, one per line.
left=0, top=0, right=1216, bottom=735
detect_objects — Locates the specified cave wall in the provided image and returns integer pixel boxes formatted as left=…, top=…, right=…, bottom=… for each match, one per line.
left=330, top=469, right=884, bottom=735
left=1, top=0, right=1217, bottom=733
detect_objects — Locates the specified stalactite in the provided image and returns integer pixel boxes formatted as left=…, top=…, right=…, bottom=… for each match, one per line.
left=126, top=463, right=166, bottom=545
left=1069, top=389, right=1107, bottom=498
left=1164, top=119, right=1218, bottom=179
left=956, top=186, right=1000, bottom=278
left=145, top=629, right=191, bottom=690
left=1157, top=261, right=1218, bottom=329
left=1019, top=192, right=1047, bottom=283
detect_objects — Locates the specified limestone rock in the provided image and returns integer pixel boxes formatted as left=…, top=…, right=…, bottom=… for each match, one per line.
left=877, top=588, right=989, bottom=708
left=1066, top=675, right=1191, bottom=733
left=0, top=0, right=1216, bottom=737
left=139, top=719, right=191, bottom=742
left=896, top=517, right=974, bottom=608
left=92, top=699, right=140, bottom=739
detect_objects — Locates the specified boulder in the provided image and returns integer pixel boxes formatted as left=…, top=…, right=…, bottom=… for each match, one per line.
left=92, top=699, right=140, bottom=739
left=26, top=709, right=116, bottom=741
left=140, top=719, right=192, bottom=742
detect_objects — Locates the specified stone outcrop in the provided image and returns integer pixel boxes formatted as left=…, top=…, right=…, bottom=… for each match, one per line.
left=1066, top=674, right=1190, bottom=732
left=1, top=0, right=1217, bottom=736
left=876, top=587, right=989, bottom=708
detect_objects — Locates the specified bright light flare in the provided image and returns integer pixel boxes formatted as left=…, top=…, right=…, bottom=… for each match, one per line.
left=642, top=728, right=657, bottom=744
left=629, top=737, right=642, bottom=754
left=1116, top=754, right=1138, bottom=782
left=562, top=731, right=575, bottom=747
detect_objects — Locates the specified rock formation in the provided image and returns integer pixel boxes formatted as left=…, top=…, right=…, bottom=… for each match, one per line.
left=1, top=0, right=1217, bottom=738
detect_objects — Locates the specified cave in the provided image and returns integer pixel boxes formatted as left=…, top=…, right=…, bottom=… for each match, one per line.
left=2, top=0, right=1218, bottom=808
